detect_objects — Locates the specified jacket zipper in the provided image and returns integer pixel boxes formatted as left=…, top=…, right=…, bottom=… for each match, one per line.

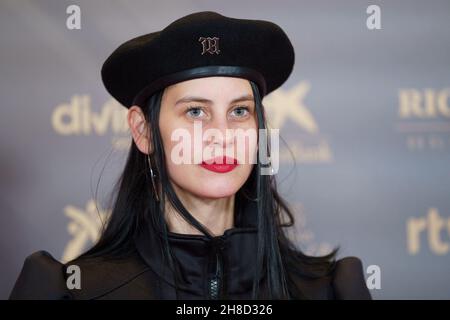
left=209, top=247, right=223, bottom=299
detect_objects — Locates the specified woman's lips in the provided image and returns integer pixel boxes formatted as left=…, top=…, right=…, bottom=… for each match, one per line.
left=200, top=156, right=238, bottom=173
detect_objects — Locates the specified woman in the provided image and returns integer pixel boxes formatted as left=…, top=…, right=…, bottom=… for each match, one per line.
left=10, top=11, right=371, bottom=300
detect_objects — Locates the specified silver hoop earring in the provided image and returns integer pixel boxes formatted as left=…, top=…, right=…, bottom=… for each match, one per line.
left=147, top=154, right=160, bottom=202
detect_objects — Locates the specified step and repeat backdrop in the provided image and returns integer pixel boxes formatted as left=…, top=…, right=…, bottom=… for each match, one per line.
left=1, top=0, right=449, bottom=299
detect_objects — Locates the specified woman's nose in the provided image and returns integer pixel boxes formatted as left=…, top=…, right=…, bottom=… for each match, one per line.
left=204, top=117, right=234, bottom=148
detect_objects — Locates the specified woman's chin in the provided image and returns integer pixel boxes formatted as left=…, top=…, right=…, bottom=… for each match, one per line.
left=192, top=184, right=239, bottom=199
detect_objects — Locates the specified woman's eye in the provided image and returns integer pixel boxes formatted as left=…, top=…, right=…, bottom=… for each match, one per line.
left=186, top=106, right=205, bottom=118
left=231, top=106, right=250, bottom=118
left=185, top=105, right=250, bottom=119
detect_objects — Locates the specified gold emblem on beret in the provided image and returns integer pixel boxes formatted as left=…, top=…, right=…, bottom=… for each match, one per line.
left=198, top=36, right=220, bottom=55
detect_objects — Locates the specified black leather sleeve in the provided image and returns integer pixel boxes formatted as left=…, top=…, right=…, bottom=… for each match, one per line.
left=9, top=250, right=72, bottom=300
left=332, top=256, right=372, bottom=300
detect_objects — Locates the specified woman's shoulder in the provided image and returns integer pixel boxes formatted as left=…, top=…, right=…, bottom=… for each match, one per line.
left=9, top=250, right=71, bottom=299
left=9, top=250, right=152, bottom=300
left=331, top=256, right=372, bottom=300
left=286, top=254, right=372, bottom=300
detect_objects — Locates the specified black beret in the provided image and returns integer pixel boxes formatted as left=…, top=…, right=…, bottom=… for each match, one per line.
left=101, top=11, right=295, bottom=108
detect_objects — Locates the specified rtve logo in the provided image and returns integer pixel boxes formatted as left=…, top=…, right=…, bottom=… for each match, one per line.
left=407, top=207, right=450, bottom=256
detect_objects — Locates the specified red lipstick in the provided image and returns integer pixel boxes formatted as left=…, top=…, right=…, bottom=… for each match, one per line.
left=200, top=156, right=238, bottom=173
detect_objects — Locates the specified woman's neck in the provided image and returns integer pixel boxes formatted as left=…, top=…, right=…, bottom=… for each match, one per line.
left=164, top=183, right=235, bottom=237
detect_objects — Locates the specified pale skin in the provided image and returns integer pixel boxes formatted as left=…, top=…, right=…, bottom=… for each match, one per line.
left=128, top=77, right=258, bottom=236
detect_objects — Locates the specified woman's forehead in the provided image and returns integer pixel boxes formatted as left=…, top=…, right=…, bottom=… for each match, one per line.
left=164, top=76, right=254, bottom=101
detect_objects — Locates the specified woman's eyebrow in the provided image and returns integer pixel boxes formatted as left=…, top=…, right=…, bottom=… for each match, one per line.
left=175, top=94, right=254, bottom=106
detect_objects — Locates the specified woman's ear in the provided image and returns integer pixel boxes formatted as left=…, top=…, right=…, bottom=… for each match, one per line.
left=128, top=105, right=153, bottom=155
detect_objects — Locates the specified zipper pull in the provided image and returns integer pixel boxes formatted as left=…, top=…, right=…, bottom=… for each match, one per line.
left=209, top=238, right=224, bottom=299
left=209, top=254, right=220, bottom=299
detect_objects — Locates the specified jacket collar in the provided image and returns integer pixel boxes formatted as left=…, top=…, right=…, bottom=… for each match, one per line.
left=134, top=199, right=265, bottom=298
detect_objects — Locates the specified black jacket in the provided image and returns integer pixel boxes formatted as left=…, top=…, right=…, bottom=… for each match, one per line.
left=9, top=202, right=371, bottom=300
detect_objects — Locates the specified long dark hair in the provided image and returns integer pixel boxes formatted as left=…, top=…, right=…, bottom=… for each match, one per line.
left=77, top=80, right=338, bottom=299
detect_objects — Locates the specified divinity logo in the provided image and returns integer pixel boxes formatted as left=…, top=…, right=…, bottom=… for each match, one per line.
left=170, top=121, right=279, bottom=175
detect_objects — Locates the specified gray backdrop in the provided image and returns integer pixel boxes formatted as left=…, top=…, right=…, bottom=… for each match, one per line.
left=1, top=0, right=449, bottom=299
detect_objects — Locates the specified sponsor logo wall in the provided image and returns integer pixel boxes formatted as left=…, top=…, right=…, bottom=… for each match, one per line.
left=1, top=1, right=449, bottom=299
